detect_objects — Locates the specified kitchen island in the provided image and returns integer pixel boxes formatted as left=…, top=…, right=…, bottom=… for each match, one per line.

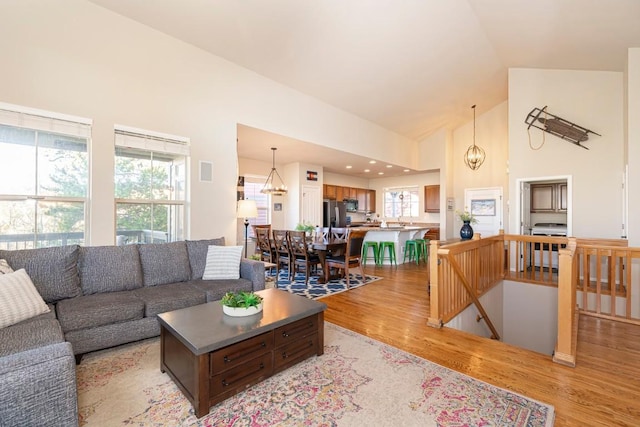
left=360, top=226, right=430, bottom=264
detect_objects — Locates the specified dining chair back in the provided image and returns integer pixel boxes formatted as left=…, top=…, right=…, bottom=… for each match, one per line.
left=325, top=228, right=367, bottom=288
left=272, top=229, right=292, bottom=279
left=255, top=227, right=275, bottom=263
left=288, top=230, right=321, bottom=285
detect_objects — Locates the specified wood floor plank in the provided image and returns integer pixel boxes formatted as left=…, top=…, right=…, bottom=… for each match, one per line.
left=322, top=263, right=640, bottom=426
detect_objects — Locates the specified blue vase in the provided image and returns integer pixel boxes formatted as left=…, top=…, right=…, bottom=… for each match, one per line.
left=460, top=221, right=474, bottom=240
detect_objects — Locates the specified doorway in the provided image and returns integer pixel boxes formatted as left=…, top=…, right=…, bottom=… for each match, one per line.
left=516, top=176, right=572, bottom=237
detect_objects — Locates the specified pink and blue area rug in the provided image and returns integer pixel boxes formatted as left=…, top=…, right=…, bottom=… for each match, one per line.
left=273, top=269, right=382, bottom=299
left=77, top=323, right=555, bottom=426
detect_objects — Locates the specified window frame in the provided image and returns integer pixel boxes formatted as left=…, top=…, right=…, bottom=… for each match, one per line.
left=383, top=186, right=420, bottom=219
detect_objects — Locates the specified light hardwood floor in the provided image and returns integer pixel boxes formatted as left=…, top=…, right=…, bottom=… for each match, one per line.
left=321, top=263, right=640, bottom=427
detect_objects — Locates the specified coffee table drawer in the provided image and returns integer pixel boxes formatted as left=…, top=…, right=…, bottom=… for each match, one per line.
left=274, top=333, right=318, bottom=372
left=210, top=331, right=274, bottom=375
left=210, top=352, right=273, bottom=398
left=274, top=316, right=317, bottom=347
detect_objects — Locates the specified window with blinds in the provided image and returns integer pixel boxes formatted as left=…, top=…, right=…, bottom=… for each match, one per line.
left=383, top=186, right=419, bottom=218
left=114, top=126, right=189, bottom=244
left=0, top=103, right=91, bottom=249
left=243, top=178, right=270, bottom=238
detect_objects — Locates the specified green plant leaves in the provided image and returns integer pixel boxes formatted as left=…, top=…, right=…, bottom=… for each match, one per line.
left=220, top=291, right=263, bottom=308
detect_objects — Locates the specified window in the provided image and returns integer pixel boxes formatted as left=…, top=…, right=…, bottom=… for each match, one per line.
left=242, top=178, right=270, bottom=238
left=114, top=126, right=189, bottom=244
left=383, top=186, right=419, bottom=218
left=0, top=104, right=90, bottom=249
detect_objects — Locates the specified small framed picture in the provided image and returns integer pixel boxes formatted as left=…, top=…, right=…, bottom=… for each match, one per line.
left=470, top=199, right=496, bottom=216
left=306, top=170, right=318, bottom=181
left=274, top=203, right=282, bottom=211
left=237, top=176, right=245, bottom=187
left=237, top=190, right=244, bottom=201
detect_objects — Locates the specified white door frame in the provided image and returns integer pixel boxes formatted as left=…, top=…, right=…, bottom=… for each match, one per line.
left=515, top=175, right=572, bottom=236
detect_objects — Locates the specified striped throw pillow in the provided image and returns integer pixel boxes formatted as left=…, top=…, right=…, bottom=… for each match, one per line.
left=0, top=269, right=50, bottom=329
left=202, top=245, right=243, bottom=280
left=0, top=259, right=13, bottom=274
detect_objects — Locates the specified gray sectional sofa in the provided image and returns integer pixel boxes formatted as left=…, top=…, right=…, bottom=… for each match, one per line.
left=0, top=238, right=265, bottom=427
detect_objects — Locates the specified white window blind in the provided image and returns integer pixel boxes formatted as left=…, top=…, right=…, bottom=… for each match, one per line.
left=114, top=125, right=190, bottom=156
left=0, top=102, right=91, bottom=138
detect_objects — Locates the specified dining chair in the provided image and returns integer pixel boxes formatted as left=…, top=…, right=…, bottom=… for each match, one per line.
left=256, top=227, right=276, bottom=263
left=325, top=228, right=367, bottom=288
left=288, top=230, right=322, bottom=285
left=272, top=229, right=292, bottom=280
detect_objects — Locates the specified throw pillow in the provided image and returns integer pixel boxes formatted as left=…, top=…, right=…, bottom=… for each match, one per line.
left=0, top=269, right=50, bottom=329
left=202, top=245, right=243, bottom=280
left=0, top=259, right=13, bottom=274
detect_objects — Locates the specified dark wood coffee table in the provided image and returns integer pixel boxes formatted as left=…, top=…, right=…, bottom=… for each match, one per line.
left=157, top=288, right=327, bottom=418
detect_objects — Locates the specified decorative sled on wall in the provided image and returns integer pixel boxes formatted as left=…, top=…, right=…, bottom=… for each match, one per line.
left=525, top=106, right=600, bottom=149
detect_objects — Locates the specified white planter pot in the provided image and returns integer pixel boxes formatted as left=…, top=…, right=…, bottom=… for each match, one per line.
left=222, top=303, right=263, bottom=317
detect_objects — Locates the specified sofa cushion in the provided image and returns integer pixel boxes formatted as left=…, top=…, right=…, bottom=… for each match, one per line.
left=0, top=318, right=64, bottom=357
left=0, top=245, right=80, bottom=303
left=138, top=241, right=191, bottom=287
left=203, top=245, right=243, bottom=280
left=0, top=269, right=51, bottom=329
left=79, top=245, right=143, bottom=294
left=133, top=282, right=206, bottom=317
left=186, top=237, right=225, bottom=280
left=56, top=292, right=144, bottom=332
left=192, top=278, right=254, bottom=303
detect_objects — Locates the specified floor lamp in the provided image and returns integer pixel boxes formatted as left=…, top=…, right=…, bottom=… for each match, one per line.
left=237, top=199, right=258, bottom=258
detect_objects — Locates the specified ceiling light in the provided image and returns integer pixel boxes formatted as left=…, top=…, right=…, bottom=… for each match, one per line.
left=464, top=104, right=486, bottom=171
left=346, top=165, right=352, bottom=169
left=261, top=147, right=288, bottom=195
left=369, top=160, right=376, bottom=164
left=404, top=169, right=410, bottom=172
left=386, top=165, right=392, bottom=168
left=364, top=169, right=370, bottom=173
left=378, top=172, right=384, bottom=175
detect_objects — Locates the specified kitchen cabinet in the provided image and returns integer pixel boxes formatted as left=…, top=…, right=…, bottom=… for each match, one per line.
left=531, top=183, right=567, bottom=212
left=424, top=185, right=440, bottom=213
left=324, top=185, right=336, bottom=200
left=356, top=188, right=367, bottom=211
left=424, top=227, right=440, bottom=241
left=336, top=186, right=344, bottom=202
left=366, top=190, right=376, bottom=213
left=348, top=187, right=357, bottom=199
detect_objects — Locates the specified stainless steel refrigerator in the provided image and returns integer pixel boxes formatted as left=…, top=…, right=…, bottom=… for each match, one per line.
left=323, top=200, right=347, bottom=227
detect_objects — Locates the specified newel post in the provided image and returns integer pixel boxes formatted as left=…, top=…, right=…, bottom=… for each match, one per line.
left=427, top=239, right=443, bottom=328
left=553, top=237, right=578, bottom=367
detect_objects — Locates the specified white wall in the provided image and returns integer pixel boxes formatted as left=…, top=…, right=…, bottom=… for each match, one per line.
left=502, top=280, right=558, bottom=355
left=508, top=68, right=625, bottom=239
left=452, top=101, right=509, bottom=235
left=323, top=172, right=370, bottom=190
left=626, top=48, right=640, bottom=317
left=446, top=282, right=504, bottom=339
left=0, top=0, right=415, bottom=246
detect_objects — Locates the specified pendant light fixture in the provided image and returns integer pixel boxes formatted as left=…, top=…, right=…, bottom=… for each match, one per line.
left=464, top=105, right=486, bottom=171
left=261, top=147, right=288, bottom=195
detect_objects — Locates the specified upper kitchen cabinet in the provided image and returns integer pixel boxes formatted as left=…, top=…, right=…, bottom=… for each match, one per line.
left=531, top=182, right=567, bottom=212
left=336, top=186, right=344, bottom=202
left=366, top=190, right=376, bottom=213
left=324, top=184, right=337, bottom=200
left=424, top=185, right=440, bottom=213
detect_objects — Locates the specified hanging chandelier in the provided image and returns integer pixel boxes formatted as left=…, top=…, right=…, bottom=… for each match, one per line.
left=464, top=104, right=486, bottom=171
left=261, top=147, right=288, bottom=195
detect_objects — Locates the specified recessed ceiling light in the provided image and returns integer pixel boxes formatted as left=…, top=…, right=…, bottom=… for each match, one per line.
left=378, top=172, right=384, bottom=175
left=346, top=165, right=352, bottom=169
left=404, top=169, right=410, bottom=172
left=386, top=165, right=392, bottom=168
left=364, top=169, right=370, bottom=173
left=369, top=160, right=376, bottom=164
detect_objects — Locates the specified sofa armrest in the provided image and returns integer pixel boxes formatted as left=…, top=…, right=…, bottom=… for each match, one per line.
left=0, top=342, right=78, bottom=427
left=240, top=258, right=265, bottom=291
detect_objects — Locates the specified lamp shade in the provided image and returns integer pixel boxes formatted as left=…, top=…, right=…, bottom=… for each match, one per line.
left=237, top=199, right=258, bottom=219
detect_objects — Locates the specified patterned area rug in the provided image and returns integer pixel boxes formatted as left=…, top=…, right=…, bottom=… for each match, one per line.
left=272, top=269, right=382, bottom=299
left=77, top=323, right=555, bottom=426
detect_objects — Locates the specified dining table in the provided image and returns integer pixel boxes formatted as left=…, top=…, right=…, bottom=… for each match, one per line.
left=311, top=237, right=347, bottom=283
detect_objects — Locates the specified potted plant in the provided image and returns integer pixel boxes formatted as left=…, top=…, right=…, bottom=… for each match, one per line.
left=220, top=291, right=263, bottom=317
left=456, top=208, right=478, bottom=240
left=295, top=222, right=315, bottom=234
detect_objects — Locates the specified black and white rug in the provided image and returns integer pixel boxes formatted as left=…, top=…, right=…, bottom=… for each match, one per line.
left=270, top=270, right=381, bottom=299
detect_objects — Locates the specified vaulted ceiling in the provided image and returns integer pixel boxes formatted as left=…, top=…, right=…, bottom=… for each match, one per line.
left=89, top=0, right=640, bottom=176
